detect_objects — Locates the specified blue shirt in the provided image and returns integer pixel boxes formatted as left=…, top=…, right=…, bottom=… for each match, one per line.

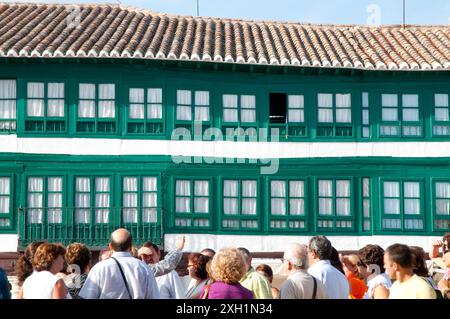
left=0, top=268, right=11, bottom=299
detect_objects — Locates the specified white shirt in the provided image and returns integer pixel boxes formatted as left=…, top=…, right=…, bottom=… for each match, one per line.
left=79, top=251, right=160, bottom=299
left=156, top=270, right=185, bottom=299
left=22, top=271, right=59, bottom=299
left=364, top=272, right=392, bottom=299
left=308, top=260, right=350, bottom=299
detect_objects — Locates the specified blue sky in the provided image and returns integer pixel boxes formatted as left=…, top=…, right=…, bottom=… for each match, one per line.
left=8, top=0, right=450, bottom=25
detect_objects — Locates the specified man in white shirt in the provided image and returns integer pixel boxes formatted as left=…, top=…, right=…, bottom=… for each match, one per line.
left=307, top=236, right=350, bottom=299
left=78, top=228, right=160, bottom=299
left=138, top=243, right=185, bottom=299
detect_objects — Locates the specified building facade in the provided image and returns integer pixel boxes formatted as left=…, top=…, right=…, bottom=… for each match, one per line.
left=0, top=3, right=449, bottom=254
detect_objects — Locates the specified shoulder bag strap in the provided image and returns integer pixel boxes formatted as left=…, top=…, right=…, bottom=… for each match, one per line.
left=312, top=276, right=317, bottom=299
left=111, top=257, right=133, bottom=299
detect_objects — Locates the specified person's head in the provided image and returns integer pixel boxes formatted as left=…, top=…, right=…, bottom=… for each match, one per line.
left=131, top=246, right=139, bottom=258
left=443, top=252, right=450, bottom=267
left=109, top=228, right=133, bottom=252
left=187, top=253, right=210, bottom=281
left=329, top=247, right=345, bottom=274
left=409, top=246, right=429, bottom=277
left=384, top=244, right=413, bottom=280
left=256, top=264, right=274, bottom=283
left=210, top=247, right=247, bottom=284
left=443, top=233, right=450, bottom=252
left=358, top=244, right=385, bottom=275
left=139, top=241, right=160, bottom=264
left=100, top=249, right=112, bottom=261
left=65, top=243, right=91, bottom=275
left=342, top=254, right=365, bottom=280
left=33, top=243, right=66, bottom=275
left=283, top=243, right=308, bottom=273
left=237, top=247, right=252, bottom=271
left=16, top=241, right=45, bottom=284
left=308, top=236, right=332, bottom=265
left=200, top=248, right=216, bottom=258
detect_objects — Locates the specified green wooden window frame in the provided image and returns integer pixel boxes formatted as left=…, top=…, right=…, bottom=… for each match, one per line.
left=25, top=82, right=66, bottom=133
left=221, top=179, right=259, bottom=231
left=122, top=176, right=159, bottom=225
left=432, top=180, right=450, bottom=231
left=175, top=89, right=211, bottom=136
left=173, top=178, right=212, bottom=229
left=316, top=93, right=353, bottom=137
left=222, top=93, right=258, bottom=139
left=26, top=176, right=64, bottom=225
left=269, top=94, right=307, bottom=139
left=0, top=79, right=16, bottom=132
left=361, top=92, right=370, bottom=138
left=76, top=83, right=117, bottom=133
left=362, top=177, right=371, bottom=232
left=127, top=88, right=165, bottom=135
left=379, top=93, right=422, bottom=137
left=316, top=178, right=354, bottom=231
left=432, top=93, right=450, bottom=137
left=0, top=176, right=13, bottom=229
left=381, top=179, right=425, bottom=231
left=268, top=179, right=307, bottom=232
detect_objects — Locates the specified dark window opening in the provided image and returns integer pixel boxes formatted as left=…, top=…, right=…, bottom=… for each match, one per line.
left=270, top=93, right=287, bottom=124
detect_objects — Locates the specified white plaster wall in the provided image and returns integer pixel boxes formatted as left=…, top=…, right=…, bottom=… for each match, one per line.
left=1, top=135, right=450, bottom=158
left=164, top=234, right=442, bottom=252
left=0, top=234, right=18, bottom=252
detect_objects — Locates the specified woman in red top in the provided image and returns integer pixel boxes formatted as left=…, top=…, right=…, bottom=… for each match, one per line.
left=342, top=254, right=368, bottom=299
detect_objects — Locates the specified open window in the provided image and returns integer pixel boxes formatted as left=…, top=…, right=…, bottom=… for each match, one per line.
left=269, top=93, right=287, bottom=124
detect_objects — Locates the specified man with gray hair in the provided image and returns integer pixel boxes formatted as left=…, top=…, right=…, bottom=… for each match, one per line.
left=307, top=236, right=349, bottom=299
left=280, top=243, right=328, bottom=299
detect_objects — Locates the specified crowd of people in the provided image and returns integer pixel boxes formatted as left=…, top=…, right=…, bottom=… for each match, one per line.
left=0, top=230, right=449, bottom=300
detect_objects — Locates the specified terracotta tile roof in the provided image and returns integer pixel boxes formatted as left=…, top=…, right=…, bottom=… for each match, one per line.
left=0, top=3, right=449, bottom=70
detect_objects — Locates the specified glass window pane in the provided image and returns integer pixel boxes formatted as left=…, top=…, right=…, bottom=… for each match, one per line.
left=403, top=109, right=419, bottom=122
left=176, top=180, right=190, bottom=196
left=384, top=182, right=399, bottom=197
left=336, top=109, right=351, bottom=123
left=288, top=95, right=304, bottom=108
left=289, top=199, right=304, bottom=215
left=402, top=94, right=418, bottom=107
left=318, top=109, right=333, bottom=122
left=362, top=92, right=369, bottom=108
left=143, top=177, right=157, bottom=192
left=404, top=199, right=420, bottom=215
left=270, top=180, right=286, bottom=197
left=241, top=109, right=256, bottom=122
left=148, top=88, right=162, bottom=103
left=195, top=91, right=209, bottom=106
left=47, top=100, right=64, bottom=117
left=123, top=177, right=138, bottom=192
left=241, top=95, right=255, bottom=109
left=194, top=181, right=209, bottom=196
left=223, top=95, right=238, bottom=108
left=78, top=101, right=95, bottom=118
left=289, top=181, right=304, bottom=197
left=318, top=198, right=332, bottom=215
left=382, top=94, right=398, bottom=107
left=336, top=94, right=351, bottom=108
left=318, top=180, right=332, bottom=197
left=436, top=199, right=450, bottom=215
left=223, top=198, right=238, bottom=215
left=336, top=198, right=350, bottom=216
left=224, top=180, right=238, bottom=197
left=194, top=197, right=209, bottom=213
left=177, top=90, right=191, bottom=105
left=98, top=101, right=115, bottom=118
left=147, top=104, right=162, bottom=119
left=175, top=197, right=190, bottom=213
left=27, top=99, right=44, bottom=117
left=129, top=88, right=144, bottom=103
left=48, top=177, right=62, bottom=192
left=404, top=182, right=420, bottom=198
left=271, top=198, right=286, bottom=215
left=436, top=182, right=450, bottom=198
left=0, top=80, right=16, bottom=99
left=223, top=109, right=238, bottom=122
left=363, top=178, right=370, bottom=197
left=176, top=105, right=191, bottom=120
left=99, top=84, right=115, bottom=99
left=129, top=104, right=144, bottom=119
left=435, top=94, right=449, bottom=107
left=79, top=84, right=95, bottom=99
left=242, top=198, right=256, bottom=215
left=288, top=109, right=304, bottom=122
left=95, top=178, right=110, bottom=192
left=336, top=180, right=350, bottom=197
left=27, top=83, right=44, bottom=98
left=318, top=93, right=332, bottom=108
left=48, top=83, right=64, bottom=98
left=242, top=180, right=257, bottom=197
left=435, top=108, right=449, bottom=121
left=384, top=198, right=400, bottom=214
left=382, top=108, right=398, bottom=121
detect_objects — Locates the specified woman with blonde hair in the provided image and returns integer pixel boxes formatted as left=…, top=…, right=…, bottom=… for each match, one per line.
left=21, top=243, right=68, bottom=299
left=342, top=254, right=368, bottom=299
left=200, top=247, right=253, bottom=299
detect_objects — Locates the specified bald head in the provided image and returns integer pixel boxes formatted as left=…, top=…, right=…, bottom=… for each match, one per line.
left=110, top=228, right=132, bottom=252
left=284, top=243, right=308, bottom=270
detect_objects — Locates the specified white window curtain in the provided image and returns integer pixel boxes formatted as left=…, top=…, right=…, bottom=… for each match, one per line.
left=27, top=82, right=44, bottom=117
left=78, top=101, right=95, bottom=118
left=336, top=180, right=350, bottom=197
left=79, top=84, right=95, bottom=99
left=98, top=101, right=115, bottom=118
left=194, top=180, right=209, bottom=213
left=382, top=94, right=398, bottom=107
left=28, top=178, right=43, bottom=224
left=318, top=93, right=333, bottom=123
left=95, top=177, right=110, bottom=223
left=384, top=181, right=400, bottom=214
left=99, top=84, right=115, bottom=99
left=289, top=199, right=304, bottom=215
left=403, top=109, right=419, bottom=122
left=143, top=192, right=157, bottom=208
left=382, top=108, right=398, bottom=121
left=288, top=95, right=304, bottom=123
left=435, top=108, right=449, bottom=122
left=242, top=180, right=257, bottom=215
left=362, top=92, right=369, bottom=108
left=223, top=94, right=238, bottom=122
left=47, top=177, right=62, bottom=224
left=435, top=94, right=449, bottom=107
left=143, top=208, right=157, bottom=223
left=129, top=88, right=144, bottom=119
left=363, top=178, right=370, bottom=197
left=223, top=180, right=238, bottom=215
left=271, top=181, right=286, bottom=216
left=336, top=94, right=351, bottom=123
left=241, top=95, right=256, bottom=123
left=242, top=180, right=257, bottom=197
left=404, top=182, right=420, bottom=215
left=47, top=83, right=64, bottom=117
left=0, top=178, right=10, bottom=214
left=289, top=181, right=304, bottom=197
left=177, top=90, right=192, bottom=120
left=75, top=177, right=90, bottom=224
left=143, top=177, right=157, bottom=192
left=0, top=80, right=16, bottom=125
left=175, top=180, right=190, bottom=213
left=362, top=110, right=369, bottom=125
left=318, top=180, right=332, bottom=216
left=123, top=177, right=138, bottom=223
left=436, top=182, right=450, bottom=215
left=148, top=88, right=163, bottom=119
left=402, top=94, right=418, bottom=107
